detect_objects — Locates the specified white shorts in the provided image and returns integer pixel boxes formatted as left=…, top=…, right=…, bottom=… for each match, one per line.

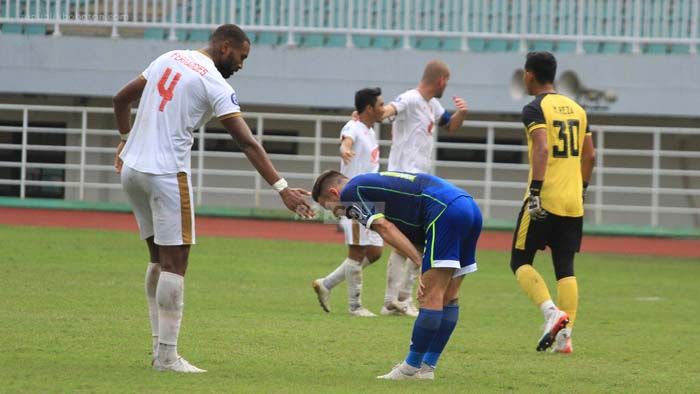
left=121, top=165, right=195, bottom=246
left=340, top=217, right=383, bottom=247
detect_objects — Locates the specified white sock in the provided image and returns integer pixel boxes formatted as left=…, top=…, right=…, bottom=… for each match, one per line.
left=384, top=250, right=405, bottom=305
left=157, top=272, right=184, bottom=364
left=145, top=262, right=161, bottom=357
left=398, top=258, right=419, bottom=302
left=539, top=299, right=557, bottom=320
left=323, top=259, right=350, bottom=290
left=344, top=258, right=363, bottom=309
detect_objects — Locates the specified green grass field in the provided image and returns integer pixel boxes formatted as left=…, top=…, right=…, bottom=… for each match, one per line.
left=1, top=225, right=699, bottom=393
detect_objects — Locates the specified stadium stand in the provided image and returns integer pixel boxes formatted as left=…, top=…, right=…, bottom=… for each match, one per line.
left=0, top=0, right=697, bottom=54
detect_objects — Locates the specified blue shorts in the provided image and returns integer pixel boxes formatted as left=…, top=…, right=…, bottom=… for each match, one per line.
left=422, top=196, right=482, bottom=277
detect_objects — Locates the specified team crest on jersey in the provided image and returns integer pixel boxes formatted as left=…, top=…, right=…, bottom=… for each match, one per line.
left=346, top=204, right=368, bottom=222
left=231, top=92, right=239, bottom=106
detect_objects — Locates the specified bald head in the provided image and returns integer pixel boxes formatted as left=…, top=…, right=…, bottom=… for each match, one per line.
left=421, top=60, right=450, bottom=84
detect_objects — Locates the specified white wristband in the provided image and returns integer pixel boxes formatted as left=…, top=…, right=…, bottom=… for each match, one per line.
left=272, top=178, right=288, bottom=193
left=119, top=132, right=129, bottom=142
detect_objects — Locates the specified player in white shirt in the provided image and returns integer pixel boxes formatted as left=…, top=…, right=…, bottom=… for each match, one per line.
left=112, top=25, right=313, bottom=373
left=312, top=88, right=385, bottom=317
left=379, top=60, right=469, bottom=317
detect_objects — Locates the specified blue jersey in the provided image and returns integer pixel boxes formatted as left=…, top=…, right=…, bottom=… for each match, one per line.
left=339, top=172, right=471, bottom=244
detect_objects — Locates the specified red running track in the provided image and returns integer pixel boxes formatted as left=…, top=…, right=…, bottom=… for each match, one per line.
left=0, top=207, right=698, bottom=258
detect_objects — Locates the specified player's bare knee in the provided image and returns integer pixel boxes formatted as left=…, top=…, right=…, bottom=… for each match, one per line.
left=443, top=298, right=459, bottom=307
left=146, top=237, right=160, bottom=264
left=419, top=286, right=447, bottom=309
left=347, top=245, right=366, bottom=262
left=366, top=247, right=383, bottom=263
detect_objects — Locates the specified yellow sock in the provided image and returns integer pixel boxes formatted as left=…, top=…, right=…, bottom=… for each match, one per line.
left=515, top=265, right=552, bottom=307
left=557, top=276, right=578, bottom=328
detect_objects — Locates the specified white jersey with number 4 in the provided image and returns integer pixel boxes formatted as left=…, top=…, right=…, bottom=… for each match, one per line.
left=339, top=120, right=380, bottom=178
left=387, top=89, right=445, bottom=174
left=120, top=50, right=241, bottom=175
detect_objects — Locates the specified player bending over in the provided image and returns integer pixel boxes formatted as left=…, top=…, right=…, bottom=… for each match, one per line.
left=312, top=170, right=482, bottom=380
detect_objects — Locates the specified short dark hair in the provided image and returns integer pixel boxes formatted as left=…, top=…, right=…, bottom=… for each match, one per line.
left=525, top=51, right=557, bottom=84
left=211, top=24, right=250, bottom=48
left=354, top=87, right=382, bottom=113
left=312, top=170, right=346, bottom=202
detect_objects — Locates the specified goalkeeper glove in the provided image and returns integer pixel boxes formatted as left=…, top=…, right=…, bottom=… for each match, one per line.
left=528, top=180, right=547, bottom=220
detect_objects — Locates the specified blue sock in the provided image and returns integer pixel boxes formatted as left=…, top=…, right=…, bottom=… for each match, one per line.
left=405, top=308, right=443, bottom=368
left=423, top=303, right=460, bottom=368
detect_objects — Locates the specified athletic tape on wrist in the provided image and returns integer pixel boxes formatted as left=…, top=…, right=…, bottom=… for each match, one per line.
left=119, top=132, right=129, bottom=142
left=272, top=178, right=288, bottom=193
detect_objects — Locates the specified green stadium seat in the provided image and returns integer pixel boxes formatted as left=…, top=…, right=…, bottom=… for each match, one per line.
left=416, top=37, right=440, bottom=50
left=300, top=34, right=325, bottom=47
left=144, top=28, right=166, bottom=40
left=531, top=41, right=554, bottom=52
left=556, top=42, right=577, bottom=53
left=24, top=24, right=46, bottom=35
left=488, top=39, right=511, bottom=52
left=257, top=32, right=282, bottom=46
left=352, top=36, right=372, bottom=48
left=669, top=44, right=690, bottom=54
left=601, top=43, right=623, bottom=54
left=644, top=44, right=668, bottom=54
left=583, top=42, right=601, bottom=54
left=373, top=36, right=399, bottom=49
left=188, top=30, right=210, bottom=42
left=468, top=39, right=486, bottom=52
left=325, top=34, right=347, bottom=48
left=1, top=1, right=22, bottom=34
left=442, top=38, right=462, bottom=51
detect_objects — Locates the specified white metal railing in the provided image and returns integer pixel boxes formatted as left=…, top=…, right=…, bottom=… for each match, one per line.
left=0, top=0, right=698, bottom=53
left=0, top=103, right=699, bottom=229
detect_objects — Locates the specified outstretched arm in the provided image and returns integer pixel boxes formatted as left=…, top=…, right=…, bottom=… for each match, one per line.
left=220, top=116, right=314, bottom=218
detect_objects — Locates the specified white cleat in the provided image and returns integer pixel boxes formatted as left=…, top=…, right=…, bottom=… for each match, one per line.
left=153, top=356, right=207, bottom=373
left=401, top=301, right=419, bottom=318
left=377, top=362, right=418, bottom=380
left=551, top=328, right=573, bottom=354
left=349, top=306, right=377, bottom=317
left=415, top=363, right=435, bottom=380
left=312, top=279, right=331, bottom=313
left=380, top=301, right=411, bottom=316
left=537, top=309, right=569, bottom=352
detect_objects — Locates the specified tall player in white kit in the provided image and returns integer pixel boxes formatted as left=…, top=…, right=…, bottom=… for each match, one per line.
left=378, top=60, right=469, bottom=316
left=112, top=25, right=313, bottom=373
left=311, top=88, right=385, bottom=317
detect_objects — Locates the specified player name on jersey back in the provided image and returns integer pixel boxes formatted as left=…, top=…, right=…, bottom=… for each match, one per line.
left=120, top=50, right=240, bottom=175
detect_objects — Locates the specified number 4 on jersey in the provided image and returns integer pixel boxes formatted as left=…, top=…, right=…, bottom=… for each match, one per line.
left=157, top=68, right=182, bottom=112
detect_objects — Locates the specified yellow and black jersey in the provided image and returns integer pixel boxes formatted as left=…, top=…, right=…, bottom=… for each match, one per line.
left=522, top=93, right=590, bottom=217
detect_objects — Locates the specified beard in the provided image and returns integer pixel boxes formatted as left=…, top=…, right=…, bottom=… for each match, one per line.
left=221, top=68, right=234, bottom=78
left=217, top=64, right=235, bottom=79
